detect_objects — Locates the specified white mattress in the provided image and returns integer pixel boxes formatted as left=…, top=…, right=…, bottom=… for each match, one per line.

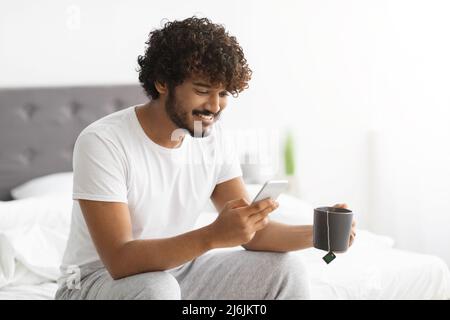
left=1, top=191, right=449, bottom=300
left=0, top=282, right=58, bottom=300
left=302, top=240, right=450, bottom=299
left=1, top=243, right=449, bottom=300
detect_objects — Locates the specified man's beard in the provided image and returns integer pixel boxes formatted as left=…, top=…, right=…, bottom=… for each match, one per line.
left=165, top=89, right=221, bottom=138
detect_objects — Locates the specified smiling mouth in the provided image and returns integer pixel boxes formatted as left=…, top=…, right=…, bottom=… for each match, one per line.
left=193, top=111, right=217, bottom=124
left=195, top=113, right=214, bottom=121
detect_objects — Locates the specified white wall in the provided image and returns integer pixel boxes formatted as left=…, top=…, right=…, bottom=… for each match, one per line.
left=1, top=0, right=449, bottom=265
left=365, top=0, right=450, bottom=262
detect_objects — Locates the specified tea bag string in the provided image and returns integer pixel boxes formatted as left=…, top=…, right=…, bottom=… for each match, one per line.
left=326, top=209, right=331, bottom=252
left=322, top=209, right=336, bottom=264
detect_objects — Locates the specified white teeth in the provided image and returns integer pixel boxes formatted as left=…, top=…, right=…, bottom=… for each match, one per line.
left=197, top=114, right=213, bottom=121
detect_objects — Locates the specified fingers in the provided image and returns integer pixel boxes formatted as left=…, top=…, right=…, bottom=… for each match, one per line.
left=226, top=198, right=250, bottom=209
left=251, top=198, right=276, bottom=212
left=248, top=202, right=279, bottom=224
left=254, top=216, right=270, bottom=231
left=349, top=228, right=356, bottom=247
left=333, top=203, right=348, bottom=209
left=349, top=232, right=355, bottom=247
left=239, top=198, right=277, bottom=216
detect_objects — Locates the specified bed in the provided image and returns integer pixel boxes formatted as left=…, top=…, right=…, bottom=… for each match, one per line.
left=0, top=85, right=449, bottom=300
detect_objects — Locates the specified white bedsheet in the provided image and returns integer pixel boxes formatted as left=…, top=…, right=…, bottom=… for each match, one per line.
left=1, top=191, right=449, bottom=300
left=2, top=237, right=448, bottom=300
left=0, top=282, right=58, bottom=300
left=302, top=240, right=450, bottom=299
left=194, top=204, right=450, bottom=300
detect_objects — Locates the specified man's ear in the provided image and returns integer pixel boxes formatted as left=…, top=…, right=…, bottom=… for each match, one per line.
left=154, top=81, right=168, bottom=95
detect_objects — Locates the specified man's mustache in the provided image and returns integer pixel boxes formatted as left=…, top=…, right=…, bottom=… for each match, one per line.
left=192, top=110, right=221, bottom=117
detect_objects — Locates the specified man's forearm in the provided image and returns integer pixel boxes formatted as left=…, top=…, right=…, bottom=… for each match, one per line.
left=242, top=221, right=313, bottom=252
left=110, top=225, right=214, bottom=279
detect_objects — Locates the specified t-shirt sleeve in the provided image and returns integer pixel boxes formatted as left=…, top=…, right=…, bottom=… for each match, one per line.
left=72, top=131, right=128, bottom=203
left=215, top=130, right=243, bottom=185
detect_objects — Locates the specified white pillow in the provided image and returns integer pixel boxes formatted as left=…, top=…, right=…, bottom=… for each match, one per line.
left=11, top=172, right=73, bottom=200
left=0, top=195, right=73, bottom=231
left=0, top=195, right=73, bottom=287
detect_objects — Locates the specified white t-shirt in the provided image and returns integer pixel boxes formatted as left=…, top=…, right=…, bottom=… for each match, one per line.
left=60, top=105, right=242, bottom=277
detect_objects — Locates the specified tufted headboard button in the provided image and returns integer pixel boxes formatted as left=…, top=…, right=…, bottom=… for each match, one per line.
left=60, top=102, right=83, bottom=120
left=20, top=103, right=38, bottom=120
left=69, top=101, right=83, bottom=116
left=18, top=148, right=37, bottom=165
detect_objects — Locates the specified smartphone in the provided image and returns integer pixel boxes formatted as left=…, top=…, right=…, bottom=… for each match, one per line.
left=251, top=180, right=289, bottom=204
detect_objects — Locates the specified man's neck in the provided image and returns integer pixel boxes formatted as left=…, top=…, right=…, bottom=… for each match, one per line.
left=136, top=100, right=185, bottom=149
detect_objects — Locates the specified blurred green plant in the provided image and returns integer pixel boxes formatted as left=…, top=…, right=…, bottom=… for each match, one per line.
left=284, top=130, right=295, bottom=176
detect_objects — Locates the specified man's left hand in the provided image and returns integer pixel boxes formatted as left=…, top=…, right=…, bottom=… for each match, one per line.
left=333, top=203, right=356, bottom=247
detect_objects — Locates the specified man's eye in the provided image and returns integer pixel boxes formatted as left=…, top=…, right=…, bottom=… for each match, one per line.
left=219, top=92, right=229, bottom=97
left=195, top=89, right=208, bottom=95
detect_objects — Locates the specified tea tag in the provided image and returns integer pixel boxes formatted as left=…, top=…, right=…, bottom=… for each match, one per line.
left=323, top=209, right=336, bottom=264
left=322, top=251, right=336, bottom=264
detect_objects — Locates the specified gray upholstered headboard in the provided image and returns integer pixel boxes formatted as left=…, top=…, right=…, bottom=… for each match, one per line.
left=0, top=84, right=148, bottom=200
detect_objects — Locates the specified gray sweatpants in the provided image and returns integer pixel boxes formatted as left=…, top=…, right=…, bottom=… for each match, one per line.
left=55, top=249, right=310, bottom=300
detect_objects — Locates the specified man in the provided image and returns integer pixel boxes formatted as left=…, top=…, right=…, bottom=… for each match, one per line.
left=55, top=16, right=356, bottom=300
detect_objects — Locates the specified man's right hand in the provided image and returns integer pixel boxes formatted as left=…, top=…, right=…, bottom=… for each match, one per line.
left=208, top=198, right=279, bottom=248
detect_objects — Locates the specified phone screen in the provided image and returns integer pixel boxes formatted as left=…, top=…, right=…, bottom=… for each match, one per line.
left=251, top=180, right=289, bottom=204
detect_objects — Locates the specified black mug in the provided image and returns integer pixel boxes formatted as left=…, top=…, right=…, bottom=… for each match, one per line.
left=313, top=206, right=353, bottom=253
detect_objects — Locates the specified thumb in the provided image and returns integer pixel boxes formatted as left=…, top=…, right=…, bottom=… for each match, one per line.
left=333, top=203, right=348, bottom=209
left=227, top=198, right=250, bottom=209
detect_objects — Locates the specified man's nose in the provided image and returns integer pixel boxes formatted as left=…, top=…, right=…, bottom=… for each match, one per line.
left=206, top=95, right=221, bottom=114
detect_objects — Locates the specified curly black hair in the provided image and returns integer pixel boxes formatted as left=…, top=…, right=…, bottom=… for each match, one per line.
left=137, top=17, right=252, bottom=100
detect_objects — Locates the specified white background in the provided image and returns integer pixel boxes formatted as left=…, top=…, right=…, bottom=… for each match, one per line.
left=1, top=0, right=449, bottom=266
